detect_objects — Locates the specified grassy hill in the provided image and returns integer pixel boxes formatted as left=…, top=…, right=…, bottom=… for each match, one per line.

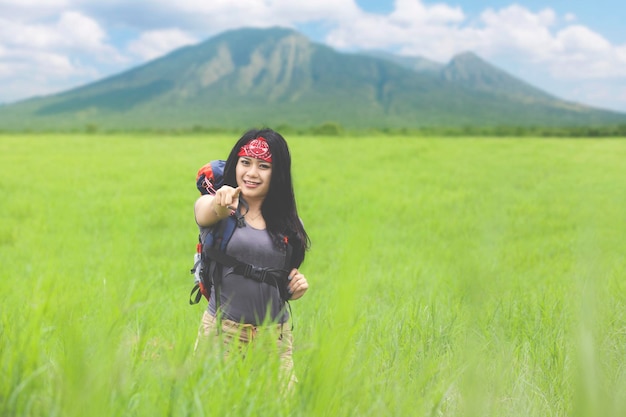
left=0, top=27, right=625, bottom=131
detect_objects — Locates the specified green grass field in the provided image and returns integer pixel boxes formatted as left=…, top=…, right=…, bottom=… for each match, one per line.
left=1, top=133, right=625, bottom=417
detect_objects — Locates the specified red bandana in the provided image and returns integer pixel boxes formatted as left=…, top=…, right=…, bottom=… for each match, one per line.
left=237, top=136, right=272, bottom=162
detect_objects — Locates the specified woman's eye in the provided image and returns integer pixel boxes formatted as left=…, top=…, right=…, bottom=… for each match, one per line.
left=260, top=164, right=271, bottom=170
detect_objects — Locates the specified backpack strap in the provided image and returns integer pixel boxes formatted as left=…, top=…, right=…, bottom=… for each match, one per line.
left=209, top=215, right=235, bottom=323
left=204, top=246, right=290, bottom=296
left=188, top=237, right=206, bottom=305
left=188, top=197, right=247, bottom=305
left=281, top=235, right=294, bottom=329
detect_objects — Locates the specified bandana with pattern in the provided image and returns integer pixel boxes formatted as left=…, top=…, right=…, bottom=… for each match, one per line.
left=237, top=136, right=272, bottom=162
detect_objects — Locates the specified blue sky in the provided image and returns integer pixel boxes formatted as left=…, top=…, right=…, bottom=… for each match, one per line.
left=1, top=0, right=625, bottom=113
left=358, top=1, right=624, bottom=43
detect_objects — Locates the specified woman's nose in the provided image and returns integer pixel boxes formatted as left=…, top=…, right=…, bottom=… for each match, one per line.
left=247, top=163, right=259, bottom=176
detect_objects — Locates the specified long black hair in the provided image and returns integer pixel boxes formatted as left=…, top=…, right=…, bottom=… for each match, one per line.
left=223, top=128, right=310, bottom=268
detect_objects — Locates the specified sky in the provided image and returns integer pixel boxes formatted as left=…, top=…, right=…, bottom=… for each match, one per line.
left=1, top=0, right=625, bottom=113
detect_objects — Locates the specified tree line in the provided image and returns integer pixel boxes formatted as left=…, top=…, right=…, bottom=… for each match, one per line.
left=3, top=122, right=626, bottom=137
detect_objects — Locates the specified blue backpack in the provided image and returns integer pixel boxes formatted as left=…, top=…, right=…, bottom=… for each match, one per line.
left=189, top=161, right=293, bottom=306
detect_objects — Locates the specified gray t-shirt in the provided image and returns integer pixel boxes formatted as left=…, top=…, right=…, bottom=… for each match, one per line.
left=206, top=221, right=289, bottom=325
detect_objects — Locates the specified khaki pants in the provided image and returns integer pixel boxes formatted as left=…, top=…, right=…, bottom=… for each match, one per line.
left=194, top=311, right=297, bottom=388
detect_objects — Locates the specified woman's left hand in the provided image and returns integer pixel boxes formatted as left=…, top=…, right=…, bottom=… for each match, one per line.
left=287, top=269, right=308, bottom=300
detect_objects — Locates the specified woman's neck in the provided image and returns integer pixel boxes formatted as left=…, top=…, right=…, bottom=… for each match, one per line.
left=242, top=199, right=265, bottom=229
left=241, top=197, right=263, bottom=218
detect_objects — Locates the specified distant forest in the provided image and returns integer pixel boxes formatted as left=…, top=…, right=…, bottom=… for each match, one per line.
left=4, top=122, right=626, bottom=137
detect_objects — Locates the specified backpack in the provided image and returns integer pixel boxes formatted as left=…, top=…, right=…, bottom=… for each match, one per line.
left=189, top=161, right=293, bottom=307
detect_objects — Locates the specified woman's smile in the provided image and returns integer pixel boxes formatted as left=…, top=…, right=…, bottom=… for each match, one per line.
left=243, top=179, right=261, bottom=188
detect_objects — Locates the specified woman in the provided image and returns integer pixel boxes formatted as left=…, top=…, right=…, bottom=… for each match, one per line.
left=194, top=128, right=310, bottom=383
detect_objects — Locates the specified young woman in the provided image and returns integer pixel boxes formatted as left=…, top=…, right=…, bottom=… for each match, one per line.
left=194, top=128, right=310, bottom=383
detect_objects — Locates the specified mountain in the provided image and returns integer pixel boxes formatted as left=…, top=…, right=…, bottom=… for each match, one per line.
left=442, top=52, right=555, bottom=102
left=0, top=26, right=624, bottom=131
left=361, top=50, right=444, bottom=73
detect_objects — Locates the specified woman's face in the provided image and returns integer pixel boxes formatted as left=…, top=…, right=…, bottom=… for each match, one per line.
left=236, top=156, right=272, bottom=200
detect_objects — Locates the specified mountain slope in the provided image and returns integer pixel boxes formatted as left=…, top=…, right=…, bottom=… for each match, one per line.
left=442, top=52, right=553, bottom=100
left=0, top=27, right=624, bottom=130
left=362, top=50, right=444, bottom=73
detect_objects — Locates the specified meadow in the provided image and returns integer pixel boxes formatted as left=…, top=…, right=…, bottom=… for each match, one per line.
left=1, top=133, right=625, bottom=417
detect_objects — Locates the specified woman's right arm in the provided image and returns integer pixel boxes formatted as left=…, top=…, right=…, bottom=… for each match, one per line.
left=194, top=186, right=241, bottom=227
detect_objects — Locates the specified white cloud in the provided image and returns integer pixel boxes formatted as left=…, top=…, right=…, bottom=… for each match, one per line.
left=389, top=0, right=464, bottom=24
left=476, top=6, right=556, bottom=58
left=556, top=25, right=611, bottom=55
left=146, top=0, right=360, bottom=23
left=57, top=12, right=108, bottom=50
left=0, top=47, right=100, bottom=103
left=324, top=4, right=560, bottom=60
left=0, top=11, right=124, bottom=59
left=0, top=0, right=625, bottom=111
left=320, top=2, right=626, bottom=83
left=564, top=13, right=577, bottom=23
left=271, top=0, right=360, bottom=21
left=0, top=0, right=70, bottom=20
left=127, top=29, right=198, bottom=60
left=76, top=0, right=362, bottom=39
left=0, top=9, right=127, bottom=103
left=0, top=0, right=68, bottom=6
left=325, top=0, right=465, bottom=57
